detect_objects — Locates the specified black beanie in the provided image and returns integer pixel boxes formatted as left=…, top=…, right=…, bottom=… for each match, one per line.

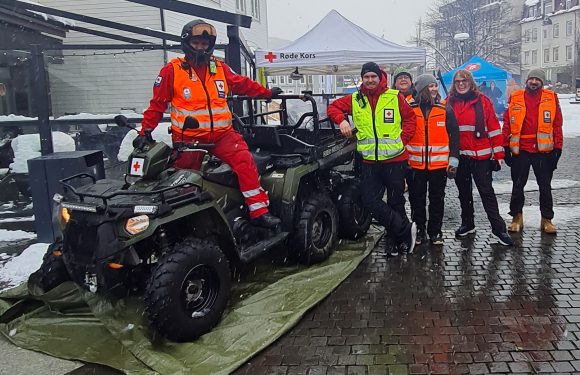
left=361, top=62, right=382, bottom=78
left=392, top=71, right=412, bottom=84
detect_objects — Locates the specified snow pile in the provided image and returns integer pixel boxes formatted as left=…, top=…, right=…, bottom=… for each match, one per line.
left=118, top=122, right=173, bottom=162
left=491, top=179, right=580, bottom=195
left=0, top=243, right=48, bottom=292
left=0, top=114, right=38, bottom=122
left=524, top=0, right=539, bottom=6
left=9, top=132, right=75, bottom=173
left=0, top=229, right=36, bottom=241
left=561, top=98, right=580, bottom=137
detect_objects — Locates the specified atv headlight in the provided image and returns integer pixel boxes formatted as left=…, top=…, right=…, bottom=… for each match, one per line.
left=125, top=215, right=150, bottom=235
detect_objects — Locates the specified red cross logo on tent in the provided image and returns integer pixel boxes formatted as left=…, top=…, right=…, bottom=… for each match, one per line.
left=264, top=52, right=277, bottom=63
left=465, top=63, right=481, bottom=72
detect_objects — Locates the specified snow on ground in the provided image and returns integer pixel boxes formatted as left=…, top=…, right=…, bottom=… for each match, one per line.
left=491, top=179, right=580, bottom=195
left=0, top=243, right=48, bottom=292
left=10, top=132, right=75, bottom=173
left=0, top=216, right=34, bottom=223
left=560, top=95, right=580, bottom=137
left=499, top=203, right=580, bottom=227
left=0, top=229, right=37, bottom=241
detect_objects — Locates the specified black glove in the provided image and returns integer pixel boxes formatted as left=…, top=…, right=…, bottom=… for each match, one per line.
left=490, top=159, right=501, bottom=172
left=270, top=87, right=283, bottom=99
left=550, top=148, right=562, bottom=170
left=132, top=134, right=149, bottom=150
left=504, top=146, right=512, bottom=167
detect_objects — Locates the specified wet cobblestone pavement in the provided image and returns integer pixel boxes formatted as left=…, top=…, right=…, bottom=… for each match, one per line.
left=233, top=138, right=580, bottom=375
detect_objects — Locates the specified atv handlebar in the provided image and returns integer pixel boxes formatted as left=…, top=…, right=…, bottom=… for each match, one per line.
left=172, top=141, right=215, bottom=151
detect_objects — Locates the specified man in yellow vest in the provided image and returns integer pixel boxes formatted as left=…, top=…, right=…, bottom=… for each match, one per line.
left=328, top=62, right=418, bottom=256
left=139, top=19, right=282, bottom=228
left=502, top=69, right=563, bottom=234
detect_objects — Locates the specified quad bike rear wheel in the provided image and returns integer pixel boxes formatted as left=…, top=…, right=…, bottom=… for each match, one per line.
left=293, top=193, right=338, bottom=265
left=39, top=242, right=70, bottom=291
left=144, top=237, right=231, bottom=342
left=333, top=179, right=372, bottom=240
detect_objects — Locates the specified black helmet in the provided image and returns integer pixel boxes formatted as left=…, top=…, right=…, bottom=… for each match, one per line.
left=181, top=19, right=217, bottom=63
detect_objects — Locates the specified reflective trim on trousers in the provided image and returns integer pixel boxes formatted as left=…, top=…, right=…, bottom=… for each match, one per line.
left=242, top=188, right=262, bottom=198
left=248, top=202, right=268, bottom=212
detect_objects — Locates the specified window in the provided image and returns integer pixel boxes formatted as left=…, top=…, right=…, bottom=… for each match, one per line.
left=544, top=0, right=553, bottom=14
left=524, top=51, right=530, bottom=64
left=529, top=6, right=537, bottom=17
left=544, top=48, right=550, bottom=62
left=532, top=50, right=538, bottom=64
left=280, top=76, right=285, bottom=84
left=236, top=0, right=246, bottom=13
left=567, top=20, right=573, bottom=36
left=553, top=23, right=559, bottom=38
left=543, top=29, right=548, bottom=39
left=300, top=76, right=306, bottom=84
left=524, top=29, right=531, bottom=42
left=532, top=28, right=538, bottom=42
left=553, top=46, right=559, bottom=61
left=566, top=0, right=572, bottom=9
left=250, top=0, right=260, bottom=20
left=567, top=45, right=573, bottom=60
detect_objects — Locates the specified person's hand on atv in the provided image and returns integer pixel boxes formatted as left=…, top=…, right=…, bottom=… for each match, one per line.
left=339, top=120, right=353, bottom=138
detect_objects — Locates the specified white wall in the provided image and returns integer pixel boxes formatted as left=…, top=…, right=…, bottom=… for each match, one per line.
left=38, top=0, right=269, bottom=116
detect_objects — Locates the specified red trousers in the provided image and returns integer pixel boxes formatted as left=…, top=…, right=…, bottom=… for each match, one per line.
left=172, top=130, right=269, bottom=218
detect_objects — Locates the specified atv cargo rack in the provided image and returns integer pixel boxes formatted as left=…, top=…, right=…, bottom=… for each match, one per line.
left=59, top=173, right=211, bottom=209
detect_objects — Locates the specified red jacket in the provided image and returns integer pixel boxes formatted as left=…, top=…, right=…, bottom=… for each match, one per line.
left=502, top=89, right=563, bottom=152
left=142, top=60, right=272, bottom=131
left=327, top=71, right=417, bottom=163
left=449, top=93, right=504, bottom=160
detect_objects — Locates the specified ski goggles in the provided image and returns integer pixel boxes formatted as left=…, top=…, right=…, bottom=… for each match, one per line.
left=189, top=23, right=216, bottom=38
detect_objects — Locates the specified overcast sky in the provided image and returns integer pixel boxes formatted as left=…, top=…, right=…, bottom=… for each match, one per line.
left=266, top=0, right=436, bottom=46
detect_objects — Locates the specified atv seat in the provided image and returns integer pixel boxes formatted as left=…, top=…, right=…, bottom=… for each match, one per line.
left=203, top=151, right=273, bottom=188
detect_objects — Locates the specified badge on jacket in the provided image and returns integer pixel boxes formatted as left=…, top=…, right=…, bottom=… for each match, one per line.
left=183, top=87, right=191, bottom=99
left=154, top=76, right=162, bottom=87
left=384, top=108, right=395, bottom=123
left=215, top=80, right=226, bottom=98
left=543, top=110, right=551, bottom=123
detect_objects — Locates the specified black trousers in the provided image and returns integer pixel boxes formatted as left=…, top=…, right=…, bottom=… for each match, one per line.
left=361, top=161, right=409, bottom=241
left=509, top=151, right=554, bottom=219
left=455, top=156, right=506, bottom=234
left=407, top=168, right=447, bottom=236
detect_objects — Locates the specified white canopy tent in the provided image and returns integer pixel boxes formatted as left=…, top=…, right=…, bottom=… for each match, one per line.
left=255, top=10, right=426, bottom=75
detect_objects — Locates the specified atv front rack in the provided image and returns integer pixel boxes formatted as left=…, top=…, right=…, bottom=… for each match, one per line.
left=59, top=173, right=211, bottom=209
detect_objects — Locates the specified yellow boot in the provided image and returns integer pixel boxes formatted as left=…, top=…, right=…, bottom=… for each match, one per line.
left=508, top=213, right=523, bottom=232
left=541, top=217, right=557, bottom=234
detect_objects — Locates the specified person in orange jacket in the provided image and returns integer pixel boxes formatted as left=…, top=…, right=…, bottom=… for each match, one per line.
left=139, top=19, right=282, bottom=228
left=406, top=74, right=460, bottom=245
left=502, top=69, right=563, bottom=234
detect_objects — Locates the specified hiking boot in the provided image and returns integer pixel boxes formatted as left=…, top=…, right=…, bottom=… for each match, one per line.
left=430, top=232, right=444, bottom=245
left=397, top=222, right=417, bottom=255
left=384, top=235, right=398, bottom=257
left=455, top=224, right=476, bottom=237
left=416, top=227, right=427, bottom=245
left=251, top=212, right=281, bottom=228
left=494, top=231, right=514, bottom=246
left=541, top=217, right=557, bottom=234
left=508, top=213, right=523, bottom=232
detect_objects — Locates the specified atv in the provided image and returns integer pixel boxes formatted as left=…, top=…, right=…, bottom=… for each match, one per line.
left=37, top=94, right=371, bottom=342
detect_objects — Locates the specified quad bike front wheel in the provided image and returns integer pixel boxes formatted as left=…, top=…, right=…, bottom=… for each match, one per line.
left=39, top=242, right=71, bottom=291
left=144, top=237, right=231, bottom=342
left=333, top=179, right=372, bottom=240
left=293, top=193, right=338, bottom=265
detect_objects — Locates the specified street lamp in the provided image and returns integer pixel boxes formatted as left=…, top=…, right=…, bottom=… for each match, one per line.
left=454, top=33, right=470, bottom=66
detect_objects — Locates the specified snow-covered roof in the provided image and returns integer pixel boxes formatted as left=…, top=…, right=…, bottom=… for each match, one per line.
left=16, top=0, right=76, bottom=27
left=525, top=0, right=539, bottom=7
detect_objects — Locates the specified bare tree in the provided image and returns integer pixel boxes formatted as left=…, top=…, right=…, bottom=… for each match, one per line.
left=413, top=0, right=521, bottom=70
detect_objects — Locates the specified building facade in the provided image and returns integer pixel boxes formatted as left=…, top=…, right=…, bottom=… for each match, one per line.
left=32, top=0, right=269, bottom=116
left=520, top=0, right=579, bottom=87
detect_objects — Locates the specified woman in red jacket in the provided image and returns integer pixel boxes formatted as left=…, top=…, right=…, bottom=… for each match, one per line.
left=447, top=70, right=513, bottom=246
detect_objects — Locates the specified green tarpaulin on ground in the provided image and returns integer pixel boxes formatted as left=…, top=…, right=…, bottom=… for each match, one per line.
left=0, top=229, right=380, bottom=375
